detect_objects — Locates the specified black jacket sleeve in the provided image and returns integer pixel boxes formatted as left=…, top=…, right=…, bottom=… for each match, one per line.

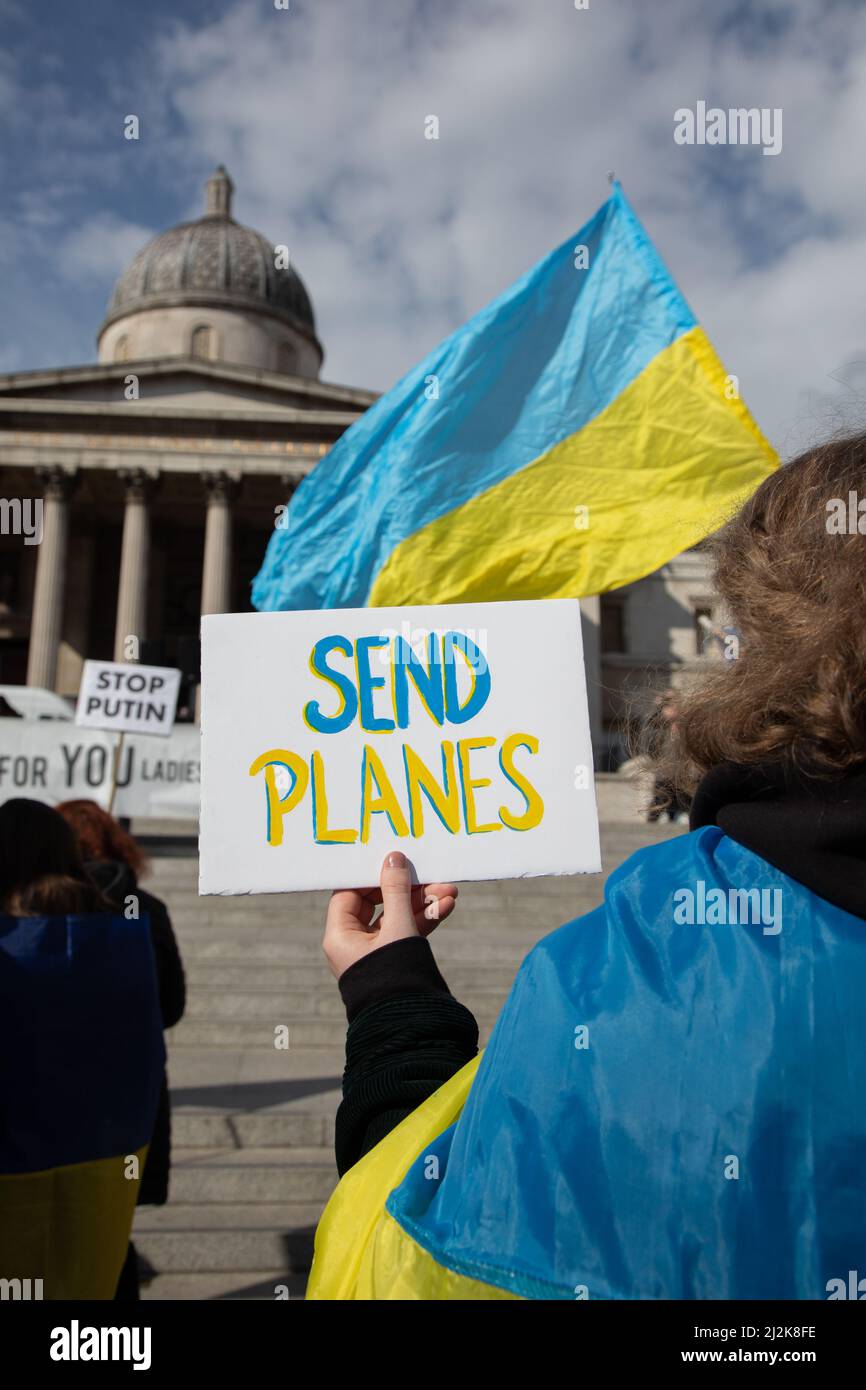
left=138, top=887, right=187, bottom=1030
left=334, top=936, right=478, bottom=1176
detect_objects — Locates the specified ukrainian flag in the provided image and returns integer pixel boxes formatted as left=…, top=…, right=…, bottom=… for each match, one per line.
left=253, top=182, right=777, bottom=612
left=0, top=913, right=165, bottom=1299
left=308, top=830, right=866, bottom=1299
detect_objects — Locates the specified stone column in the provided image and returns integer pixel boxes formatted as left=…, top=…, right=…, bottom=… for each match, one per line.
left=201, top=472, right=240, bottom=616
left=26, top=467, right=77, bottom=691
left=114, top=469, right=158, bottom=662
left=579, top=594, right=602, bottom=761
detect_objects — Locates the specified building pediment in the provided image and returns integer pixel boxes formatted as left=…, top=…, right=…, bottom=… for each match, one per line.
left=0, top=357, right=377, bottom=418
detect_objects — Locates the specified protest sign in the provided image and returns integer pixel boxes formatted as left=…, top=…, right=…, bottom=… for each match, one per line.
left=199, top=599, right=600, bottom=895
left=75, top=661, right=181, bottom=737
left=0, top=721, right=200, bottom=819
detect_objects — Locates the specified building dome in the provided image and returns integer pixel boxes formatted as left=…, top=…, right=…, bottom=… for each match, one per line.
left=97, top=167, right=324, bottom=378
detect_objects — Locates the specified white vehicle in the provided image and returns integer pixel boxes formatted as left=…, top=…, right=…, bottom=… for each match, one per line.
left=0, top=685, right=74, bottom=720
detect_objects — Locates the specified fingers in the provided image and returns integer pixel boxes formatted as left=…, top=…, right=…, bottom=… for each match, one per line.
left=417, top=892, right=457, bottom=936
left=327, top=863, right=458, bottom=954
left=412, top=882, right=458, bottom=912
left=378, top=850, right=418, bottom=935
left=326, top=887, right=374, bottom=933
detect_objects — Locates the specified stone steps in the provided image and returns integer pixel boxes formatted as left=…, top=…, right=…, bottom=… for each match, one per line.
left=134, top=1204, right=320, bottom=1274
left=139, top=816, right=679, bottom=1298
left=171, top=1111, right=335, bottom=1149
left=182, top=961, right=524, bottom=991
left=141, top=1272, right=307, bottom=1301
left=169, top=1148, right=338, bottom=1204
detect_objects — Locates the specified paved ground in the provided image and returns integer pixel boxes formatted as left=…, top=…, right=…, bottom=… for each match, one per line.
left=136, top=814, right=680, bottom=1300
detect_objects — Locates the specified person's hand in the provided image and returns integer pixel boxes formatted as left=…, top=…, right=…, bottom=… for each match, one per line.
left=323, top=850, right=458, bottom=980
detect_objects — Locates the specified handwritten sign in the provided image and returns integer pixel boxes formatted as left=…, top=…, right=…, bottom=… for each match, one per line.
left=199, top=600, right=600, bottom=894
left=75, top=661, right=181, bottom=738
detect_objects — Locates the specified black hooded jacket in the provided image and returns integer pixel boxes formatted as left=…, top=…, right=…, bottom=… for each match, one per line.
left=85, top=859, right=185, bottom=1205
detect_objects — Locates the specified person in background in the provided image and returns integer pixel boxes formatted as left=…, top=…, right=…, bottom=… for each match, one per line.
left=57, top=799, right=186, bottom=1300
left=0, top=799, right=164, bottom=1299
left=0, top=799, right=106, bottom=915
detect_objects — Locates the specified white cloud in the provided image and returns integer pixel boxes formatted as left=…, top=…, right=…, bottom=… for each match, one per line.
left=62, top=214, right=156, bottom=279
left=6, top=0, right=866, bottom=451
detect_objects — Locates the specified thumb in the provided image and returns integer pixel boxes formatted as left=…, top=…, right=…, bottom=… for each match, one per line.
left=379, top=850, right=417, bottom=936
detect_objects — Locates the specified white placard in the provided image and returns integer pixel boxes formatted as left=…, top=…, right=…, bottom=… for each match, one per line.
left=0, top=721, right=200, bottom=818
left=200, top=599, right=600, bottom=895
left=75, top=661, right=181, bottom=737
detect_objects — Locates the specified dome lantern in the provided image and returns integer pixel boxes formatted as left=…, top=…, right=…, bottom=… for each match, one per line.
left=205, top=165, right=234, bottom=219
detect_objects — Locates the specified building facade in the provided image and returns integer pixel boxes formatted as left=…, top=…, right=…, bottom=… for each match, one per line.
left=0, top=168, right=376, bottom=709
left=0, top=167, right=719, bottom=753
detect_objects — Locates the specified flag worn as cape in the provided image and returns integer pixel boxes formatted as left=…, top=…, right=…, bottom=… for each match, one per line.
left=307, top=827, right=866, bottom=1299
left=0, top=913, right=165, bottom=1299
left=253, top=184, right=778, bottom=613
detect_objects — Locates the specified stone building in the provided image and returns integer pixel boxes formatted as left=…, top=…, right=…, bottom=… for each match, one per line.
left=0, top=167, right=719, bottom=754
left=0, top=168, right=376, bottom=707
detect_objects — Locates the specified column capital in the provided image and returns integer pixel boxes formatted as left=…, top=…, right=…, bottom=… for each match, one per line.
left=34, top=465, right=78, bottom=502
left=279, top=471, right=305, bottom=495
left=118, top=467, right=160, bottom=502
left=202, top=470, right=241, bottom=504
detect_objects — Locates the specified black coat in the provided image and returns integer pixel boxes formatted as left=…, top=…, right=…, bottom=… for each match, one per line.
left=85, top=860, right=186, bottom=1205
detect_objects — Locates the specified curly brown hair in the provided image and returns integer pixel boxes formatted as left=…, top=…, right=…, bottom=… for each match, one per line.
left=651, top=433, right=866, bottom=798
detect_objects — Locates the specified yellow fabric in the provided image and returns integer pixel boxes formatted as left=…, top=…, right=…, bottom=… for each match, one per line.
left=0, top=1145, right=147, bottom=1300
left=307, top=1054, right=483, bottom=1300
left=370, top=326, right=778, bottom=606
left=355, top=1205, right=521, bottom=1300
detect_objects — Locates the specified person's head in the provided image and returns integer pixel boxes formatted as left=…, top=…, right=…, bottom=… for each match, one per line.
left=651, top=433, right=866, bottom=795
left=56, top=799, right=148, bottom=879
left=0, top=798, right=105, bottom=915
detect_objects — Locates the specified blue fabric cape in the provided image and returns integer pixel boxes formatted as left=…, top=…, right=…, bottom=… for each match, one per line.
left=386, top=827, right=866, bottom=1298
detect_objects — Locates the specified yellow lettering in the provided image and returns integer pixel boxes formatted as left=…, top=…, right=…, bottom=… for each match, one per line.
left=360, top=746, right=410, bottom=843
left=248, top=749, right=309, bottom=847
left=499, top=733, right=544, bottom=830
left=403, top=740, right=460, bottom=835
left=312, top=750, right=357, bottom=844
left=457, top=736, right=502, bottom=834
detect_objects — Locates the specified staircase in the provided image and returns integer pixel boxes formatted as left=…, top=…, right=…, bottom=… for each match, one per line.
left=136, top=818, right=678, bottom=1299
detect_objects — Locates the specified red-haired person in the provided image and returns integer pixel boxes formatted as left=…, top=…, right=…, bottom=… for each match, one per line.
left=57, top=800, right=186, bottom=1299
left=0, top=799, right=164, bottom=1299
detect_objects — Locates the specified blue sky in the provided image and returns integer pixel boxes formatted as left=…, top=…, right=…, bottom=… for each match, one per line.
left=3, top=0, right=866, bottom=452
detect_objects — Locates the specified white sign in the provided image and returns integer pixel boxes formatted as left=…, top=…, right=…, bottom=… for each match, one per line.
left=75, top=661, right=181, bottom=737
left=199, top=599, right=600, bottom=895
left=0, top=721, right=200, bottom=818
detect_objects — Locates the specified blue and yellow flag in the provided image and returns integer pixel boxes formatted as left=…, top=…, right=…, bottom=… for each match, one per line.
left=308, top=828, right=866, bottom=1299
left=253, top=183, right=777, bottom=612
left=0, top=913, right=165, bottom=1299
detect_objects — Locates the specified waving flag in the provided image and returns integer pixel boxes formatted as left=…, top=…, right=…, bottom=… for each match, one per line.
left=253, top=183, right=777, bottom=612
left=0, top=913, right=164, bottom=1299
